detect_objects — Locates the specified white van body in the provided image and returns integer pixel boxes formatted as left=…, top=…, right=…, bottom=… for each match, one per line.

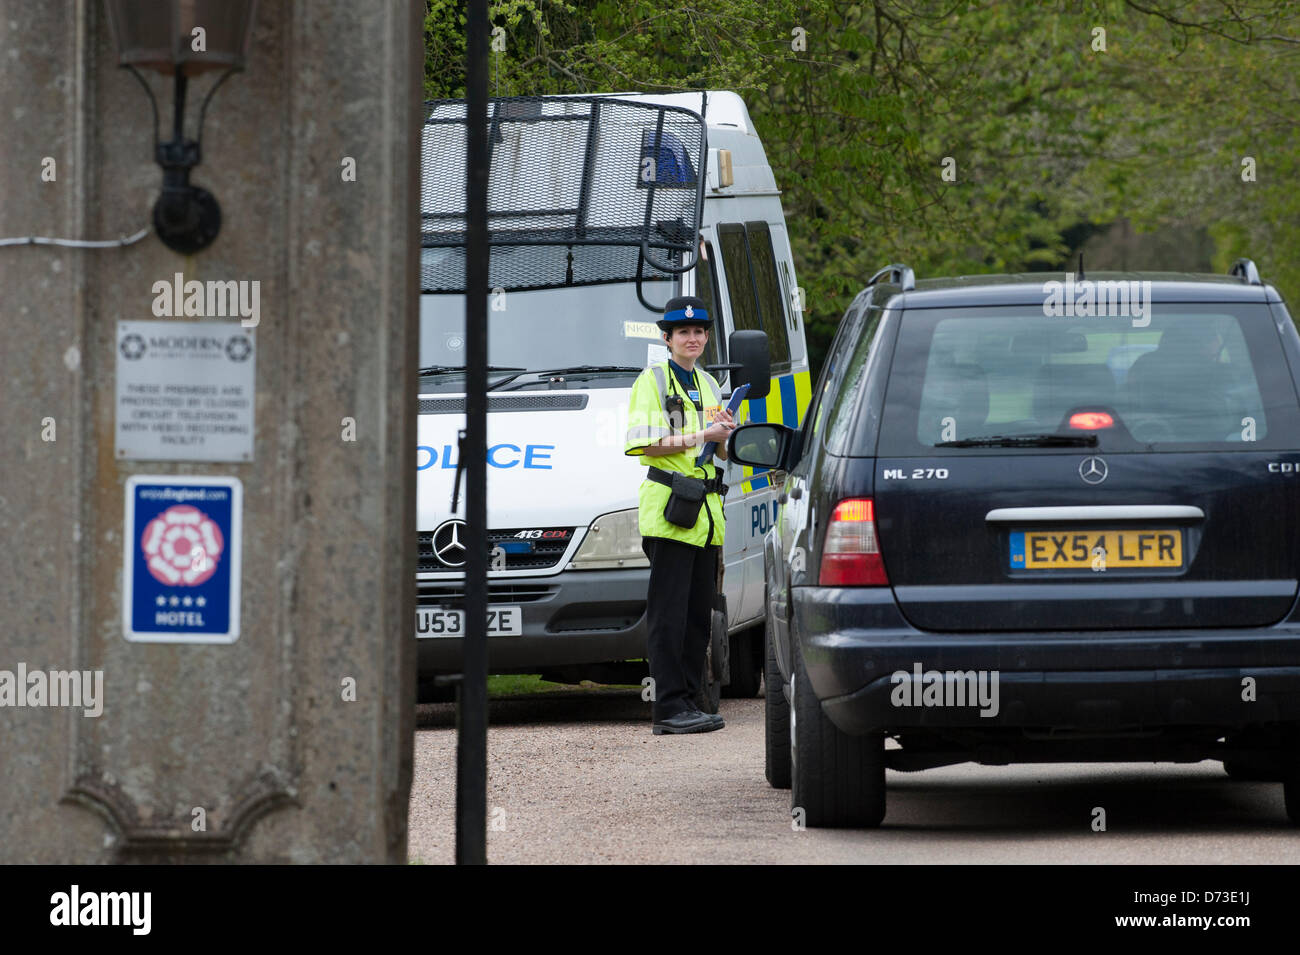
left=416, top=91, right=810, bottom=688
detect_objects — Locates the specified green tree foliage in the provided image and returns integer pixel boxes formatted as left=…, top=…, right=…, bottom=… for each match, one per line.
left=424, top=0, right=1300, bottom=372
left=1098, top=1, right=1300, bottom=299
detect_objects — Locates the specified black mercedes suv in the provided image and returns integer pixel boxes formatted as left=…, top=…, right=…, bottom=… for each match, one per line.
left=728, top=261, right=1300, bottom=828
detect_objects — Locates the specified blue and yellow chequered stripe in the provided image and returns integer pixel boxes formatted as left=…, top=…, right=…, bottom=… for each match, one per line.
left=737, top=369, right=811, bottom=492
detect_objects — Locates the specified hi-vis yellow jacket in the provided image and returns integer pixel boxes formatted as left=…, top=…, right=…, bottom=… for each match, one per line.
left=624, top=361, right=727, bottom=547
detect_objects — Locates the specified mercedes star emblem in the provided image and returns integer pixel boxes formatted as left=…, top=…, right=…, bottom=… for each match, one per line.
left=431, top=519, right=468, bottom=568
left=1078, top=456, right=1108, bottom=485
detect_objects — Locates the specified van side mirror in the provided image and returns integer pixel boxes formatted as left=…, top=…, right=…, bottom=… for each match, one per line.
left=727, top=330, right=770, bottom=399
left=727, top=422, right=794, bottom=470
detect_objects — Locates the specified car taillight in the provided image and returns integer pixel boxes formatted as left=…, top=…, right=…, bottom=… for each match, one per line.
left=819, top=498, right=889, bottom=586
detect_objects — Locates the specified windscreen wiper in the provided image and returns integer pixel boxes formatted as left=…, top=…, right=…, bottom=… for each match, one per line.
left=935, top=433, right=1099, bottom=448
left=533, top=365, right=643, bottom=377
left=418, top=364, right=525, bottom=376
left=486, top=365, right=643, bottom=391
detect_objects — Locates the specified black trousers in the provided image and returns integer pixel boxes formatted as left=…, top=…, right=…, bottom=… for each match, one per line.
left=642, top=536, right=720, bottom=721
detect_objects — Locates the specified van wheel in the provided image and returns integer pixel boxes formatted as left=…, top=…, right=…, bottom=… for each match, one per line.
left=764, top=616, right=791, bottom=789
left=790, top=633, right=885, bottom=828
left=694, top=616, right=723, bottom=715
left=723, top=627, right=762, bottom=698
left=695, top=657, right=721, bottom=714
left=417, top=679, right=456, bottom=704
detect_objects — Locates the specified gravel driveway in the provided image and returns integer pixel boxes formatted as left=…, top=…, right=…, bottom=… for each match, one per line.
left=408, top=689, right=1300, bottom=864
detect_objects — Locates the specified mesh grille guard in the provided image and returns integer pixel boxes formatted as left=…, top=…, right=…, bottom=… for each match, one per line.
left=421, top=95, right=707, bottom=294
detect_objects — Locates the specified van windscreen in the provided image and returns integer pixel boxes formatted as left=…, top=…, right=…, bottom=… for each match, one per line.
left=419, top=281, right=683, bottom=384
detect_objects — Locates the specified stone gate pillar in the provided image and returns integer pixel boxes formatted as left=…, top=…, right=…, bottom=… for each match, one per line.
left=0, top=0, right=422, bottom=863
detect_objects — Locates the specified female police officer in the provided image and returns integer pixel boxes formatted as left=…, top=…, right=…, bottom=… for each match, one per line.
left=624, top=295, right=736, bottom=735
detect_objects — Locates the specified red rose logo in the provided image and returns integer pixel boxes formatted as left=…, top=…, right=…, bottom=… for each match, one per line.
left=140, top=504, right=224, bottom=586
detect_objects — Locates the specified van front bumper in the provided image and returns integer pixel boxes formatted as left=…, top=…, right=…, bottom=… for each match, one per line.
left=416, top=568, right=649, bottom=675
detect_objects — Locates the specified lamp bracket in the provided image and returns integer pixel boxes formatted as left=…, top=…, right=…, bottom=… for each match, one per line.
left=122, top=66, right=241, bottom=255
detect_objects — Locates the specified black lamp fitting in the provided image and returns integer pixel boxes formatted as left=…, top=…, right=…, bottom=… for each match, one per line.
left=153, top=137, right=221, bottom=255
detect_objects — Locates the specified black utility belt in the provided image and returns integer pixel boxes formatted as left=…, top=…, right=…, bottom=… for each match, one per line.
left=646, top=467, right=727, bottom=496
left=647, top=467, right=727, bottom=529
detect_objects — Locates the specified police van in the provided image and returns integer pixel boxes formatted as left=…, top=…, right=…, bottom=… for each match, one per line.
left=417, top=91, right=811, bottom=705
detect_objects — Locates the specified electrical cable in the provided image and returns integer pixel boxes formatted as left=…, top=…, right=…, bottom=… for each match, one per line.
left=0, top=227, right=150, bottom=248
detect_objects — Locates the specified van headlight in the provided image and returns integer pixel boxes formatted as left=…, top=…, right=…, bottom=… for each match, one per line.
left=569, top=508, right=649, bottom=570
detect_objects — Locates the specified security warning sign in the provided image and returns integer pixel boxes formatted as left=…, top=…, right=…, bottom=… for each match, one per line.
left=115, top=320, right=256, bottom=462
left=123, top=475, right=242, bottom=644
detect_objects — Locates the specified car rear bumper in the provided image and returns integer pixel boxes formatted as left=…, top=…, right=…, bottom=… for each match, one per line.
left=416, top=568, right=648, bottom=676
left=792, top=586, right=1300, bottom=735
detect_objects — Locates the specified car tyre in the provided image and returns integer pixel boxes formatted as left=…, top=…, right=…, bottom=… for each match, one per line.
left=1282, top=724, right=1300, bottom=825
left=764, top=614, right=792, bottom=789
left=789, top=632, right=885, bottom=828
left=1223, top=759, right=1278, bottom=782
left=1285, top=768, right=1300, bottom=826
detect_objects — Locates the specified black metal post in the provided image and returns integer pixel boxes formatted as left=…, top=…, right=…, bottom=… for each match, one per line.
left=455, top=0, right=490, bottom=865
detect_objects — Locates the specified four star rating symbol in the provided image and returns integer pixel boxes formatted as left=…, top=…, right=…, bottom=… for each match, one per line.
left=154, top=595, right=207, bottom=607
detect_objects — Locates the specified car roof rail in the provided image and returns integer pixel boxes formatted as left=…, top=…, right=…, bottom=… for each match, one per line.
left=867, top=263, right=916, bottom=291
left=1229, top=258, right=1262, bottom=285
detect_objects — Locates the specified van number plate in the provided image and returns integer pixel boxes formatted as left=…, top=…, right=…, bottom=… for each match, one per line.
left=415, top=606, right=523, bottom=637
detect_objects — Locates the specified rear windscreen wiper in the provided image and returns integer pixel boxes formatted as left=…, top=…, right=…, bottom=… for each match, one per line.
left=935, top=433, right=1099, bottom=448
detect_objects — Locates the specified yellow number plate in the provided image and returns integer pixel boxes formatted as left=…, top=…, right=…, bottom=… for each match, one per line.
left=1010, top=529, right=1183, bottom=569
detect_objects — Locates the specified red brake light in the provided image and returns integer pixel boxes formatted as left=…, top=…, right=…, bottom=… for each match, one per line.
left=1068, top=411, right=1114, bottom=430
left=819, top=498, right=889, bottom=586
left=832, top=499, right=874, bottom=522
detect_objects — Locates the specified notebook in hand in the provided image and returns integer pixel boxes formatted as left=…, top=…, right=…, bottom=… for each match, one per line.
left=696, top=383, right=751, bottom=466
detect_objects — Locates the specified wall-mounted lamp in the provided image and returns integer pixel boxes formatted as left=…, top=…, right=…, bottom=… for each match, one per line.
left=105, top=0, right=258, bottom=255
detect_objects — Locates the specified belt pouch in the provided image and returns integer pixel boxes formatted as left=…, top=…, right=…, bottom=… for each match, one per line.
left=663, top=472, right=707, bottom=528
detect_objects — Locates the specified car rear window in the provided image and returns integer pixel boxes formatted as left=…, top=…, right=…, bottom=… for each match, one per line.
left=874, top=304, right=1300, bottom=454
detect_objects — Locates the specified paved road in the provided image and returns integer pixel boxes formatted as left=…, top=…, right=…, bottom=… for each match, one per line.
left=408, top=689, right=1300, bottom=864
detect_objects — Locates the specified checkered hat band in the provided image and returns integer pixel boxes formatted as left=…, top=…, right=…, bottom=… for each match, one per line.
left=662, top=307, right=708, bottom=324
